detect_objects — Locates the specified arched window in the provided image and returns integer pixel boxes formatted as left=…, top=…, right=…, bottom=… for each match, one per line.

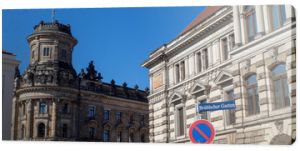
left=272, top=64, right=290, bottom=109
left=245, top=74, right=260, bottom=116
left=270, top=5, right=286, bottom=31
left=37, top=123, right=46, bottom=138
left=244, top=6, right=258, bottom=42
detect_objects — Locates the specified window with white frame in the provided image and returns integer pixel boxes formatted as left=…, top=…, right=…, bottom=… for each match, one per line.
left=244, top=6, right=258, bottom=42
left=271, top=64, right=290, bottom=110
left=245, top=74, right=260, bottom=116
left=270, top=5, right=286, bottom=31
left=43, top=47, right=52, bottom=57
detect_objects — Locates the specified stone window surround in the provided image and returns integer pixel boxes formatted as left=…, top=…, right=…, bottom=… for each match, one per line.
left=196, top=95, right=210, bottom=121
left=221, top=85, right=235, bottom=129
left=174, top=102, right=186, bottom=139
left=266, top=61, right=293, bottom=117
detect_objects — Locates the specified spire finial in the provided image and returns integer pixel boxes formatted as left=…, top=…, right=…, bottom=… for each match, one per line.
left=52, top=9, right=56, bottom=23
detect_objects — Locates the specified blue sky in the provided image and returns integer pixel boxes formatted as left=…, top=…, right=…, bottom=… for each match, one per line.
left=2, top=7, right=206, bottom=90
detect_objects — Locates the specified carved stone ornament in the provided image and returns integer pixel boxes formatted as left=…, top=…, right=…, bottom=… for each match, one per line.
left=275, top=120, right=284, bottom=134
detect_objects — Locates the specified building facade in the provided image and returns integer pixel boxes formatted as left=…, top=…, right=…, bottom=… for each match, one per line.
left=11, top=21, right=149, bottom=142
left=143, top=5, right=296, bottom=144
left=2, top=50, right=20, bottom=140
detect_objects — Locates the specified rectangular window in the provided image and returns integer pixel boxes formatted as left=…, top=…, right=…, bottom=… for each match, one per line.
left=177, top=107, right=184, bottom=136
left=62, top=124, right=68, bottom=138
left=115, top=112, right=122, bottom=121
left=103, top=130, right=110, bottom=142
left=222, top=38, right=228, bottom=61
left=62, top=103, right=69, bottom=114
left=245, top=6, right=258, bottom=42
left=247, top=87, right=260, bottom=115
left=39, top=102, right=47, bottom=114
left=224, top=90, right=235, bottom=125
left=175, top=64, right=180, bottom=83
left=271, top=5, right=286, bottom=31
left=43, top=47, right=51, bottom=57
left=196, top=52, right=202, bottom=73
left=199, top=100, right=208, bottom=120
left=61, top=49, right=67, bottom=59
left=180, top=61, right=185, bottom=81
left=88, top=106, right=96, bottom=118
left=89, top=127, right=96, bottom=139
left=104, top=110, right=110, bottom=121
left=203, top=49, right=208, bottom=70
left=117, top=131, right=122, bottom=142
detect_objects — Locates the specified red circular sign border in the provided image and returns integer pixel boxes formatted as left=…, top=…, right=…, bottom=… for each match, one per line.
left=189, top=120, right=215, bottom=144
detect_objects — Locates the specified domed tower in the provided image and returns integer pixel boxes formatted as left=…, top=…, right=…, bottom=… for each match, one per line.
left=25, top=20, right=77, bottom=87
left=11, top=20, right=80, bottom=141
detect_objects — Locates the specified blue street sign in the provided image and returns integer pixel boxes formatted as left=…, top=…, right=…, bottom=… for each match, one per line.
left=197, top=100, right=236, bottom=113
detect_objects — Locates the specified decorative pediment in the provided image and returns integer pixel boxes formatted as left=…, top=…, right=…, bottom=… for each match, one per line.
left=169, top=92, right=183, bottom=103
left=189, top=82, right=206, bottom=95
left=102, top=122, right=112, bottom=130
left=214, top=71, right=232, bottom=85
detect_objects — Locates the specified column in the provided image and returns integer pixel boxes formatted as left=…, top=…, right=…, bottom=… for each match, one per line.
left=255, top=5, right=265, bottom=37
left=51, top=98, right=57, bottom=138
left=213, top=40, right=220, bottom=65
left=149, top=74, right=153, bottom=93
left=25, top=99, right=32, bottom=139
left=233, top=6, right=242, bottom=47
left=239, top=6, right=247, bottom=45
left=285, top=5, right=295, bottom=23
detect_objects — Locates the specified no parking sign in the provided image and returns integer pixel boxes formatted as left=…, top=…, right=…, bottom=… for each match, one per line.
left=189, top=120, right=215, bottom=144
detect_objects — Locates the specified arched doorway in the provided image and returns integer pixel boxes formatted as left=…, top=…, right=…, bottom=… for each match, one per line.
left=37, top=123, right=46, bottom=138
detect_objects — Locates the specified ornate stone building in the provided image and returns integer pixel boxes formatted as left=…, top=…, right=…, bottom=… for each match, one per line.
left=11, top=20, right=149, bottom=142
left=143, top=5, right=295, bottom=144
